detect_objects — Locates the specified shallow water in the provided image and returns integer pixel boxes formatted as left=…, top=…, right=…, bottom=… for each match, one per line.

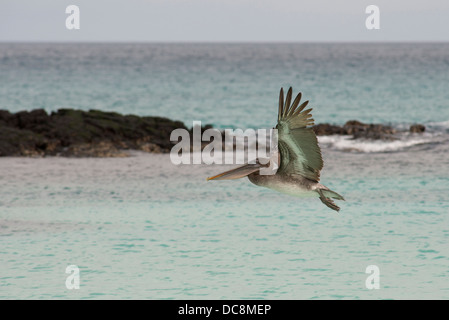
left=1, top=144, right=448, bottom=299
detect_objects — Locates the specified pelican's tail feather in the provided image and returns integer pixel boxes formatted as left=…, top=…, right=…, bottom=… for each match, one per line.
left=321, top=189, right=345, bottom=201
left=316, top=188, right=344, bottom=212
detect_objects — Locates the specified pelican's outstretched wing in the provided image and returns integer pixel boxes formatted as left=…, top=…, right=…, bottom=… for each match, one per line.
left=276, top=87, right=323, bottom=182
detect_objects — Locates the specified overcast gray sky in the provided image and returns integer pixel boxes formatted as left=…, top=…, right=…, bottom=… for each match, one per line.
left=1, top=0, right=448, bottom=42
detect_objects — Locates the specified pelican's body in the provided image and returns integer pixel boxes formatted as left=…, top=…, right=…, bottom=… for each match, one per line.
left=248, top=173, right=320, bottom=198
left=208, top=87, right=344, bottom=212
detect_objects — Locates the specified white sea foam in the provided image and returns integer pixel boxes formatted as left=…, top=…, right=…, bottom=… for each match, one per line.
left=427, top=120, right=449, bottom=131
left=317, top=132, right=445, bottom=153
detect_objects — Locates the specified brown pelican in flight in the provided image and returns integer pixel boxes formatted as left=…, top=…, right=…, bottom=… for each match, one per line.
left=207, top=87, right=345, bottom=212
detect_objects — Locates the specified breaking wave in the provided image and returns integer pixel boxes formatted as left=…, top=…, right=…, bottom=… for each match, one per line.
left=318, top=127, right=448, bottom=153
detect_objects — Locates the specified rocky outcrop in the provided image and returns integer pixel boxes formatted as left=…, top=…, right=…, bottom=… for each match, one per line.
left=313, top=120, right=425, bottom=140
left=409, top=124, right=426, bottom=133
left=0, top=109, right=427, bottom=157
left=0, top=109, right=187, bottom=157
left=312, top=123, right=347, bottom=136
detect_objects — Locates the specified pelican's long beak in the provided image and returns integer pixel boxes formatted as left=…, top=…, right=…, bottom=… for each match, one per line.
left=207, top=163, right=261, bottom=181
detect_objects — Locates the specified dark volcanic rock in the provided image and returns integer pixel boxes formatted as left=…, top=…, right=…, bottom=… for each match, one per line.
left=409, top=124, right=426, bottom=133
left=0, top=126, right=49, bottom=157
left=312, top=123, right=346, bottom=136
left=0, top=110, right=13, bottom=125
left=0, top=108, right=187, bottom=157
left=14, top=109, right=51, bottom=131
left=313, top=120, right=403, bottom=141
left=0, top=108, right=427, bottom=157
left=344, top=120, right=397, bottom=140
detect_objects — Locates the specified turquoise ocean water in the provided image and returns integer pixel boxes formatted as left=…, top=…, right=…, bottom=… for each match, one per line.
left=1, top=43, right=449, bottom=299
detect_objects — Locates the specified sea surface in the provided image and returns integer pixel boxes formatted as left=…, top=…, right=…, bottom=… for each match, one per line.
left=1, top=43, right=449, bottom=299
